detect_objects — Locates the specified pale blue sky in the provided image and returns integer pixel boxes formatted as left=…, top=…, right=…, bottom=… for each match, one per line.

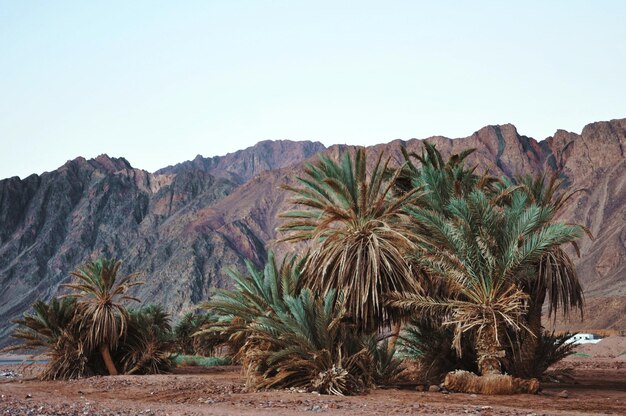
left=1, top=1, right=625, bottom=179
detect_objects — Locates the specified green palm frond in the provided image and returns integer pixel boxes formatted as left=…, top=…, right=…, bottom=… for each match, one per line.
left=397, top=142, right=499, bottom=209
left=499, top=173, right=589, bottom=319
left=202, top=252, right=305, bottom=349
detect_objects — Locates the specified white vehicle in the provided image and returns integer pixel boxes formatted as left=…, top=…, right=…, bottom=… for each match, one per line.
left=567, top=333, right=602, bottom=344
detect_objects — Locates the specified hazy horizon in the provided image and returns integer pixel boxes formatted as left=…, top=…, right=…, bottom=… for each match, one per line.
left=2, top=1, right=625, bottom=179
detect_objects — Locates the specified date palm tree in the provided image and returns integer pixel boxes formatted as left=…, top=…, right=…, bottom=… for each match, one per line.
left=398, top=145, right=588, bottom=379
left=203, top=251, right=305, bottom=354
left=278, top=148, right=423, bottom=334
left=62, top=258, right=142, bottom=375
left=8, top=297, right=93, bottom=380
left=395, top=142, right=498, bottom=207
left=205, top=252, right=373, bottom=394
left=10, top=297, right=77, bottom=349
left=389, top=188, right=584, bottom=392
left=504, top=174, right=589, bottom=377
left=242, top=288, right=373, bottom=395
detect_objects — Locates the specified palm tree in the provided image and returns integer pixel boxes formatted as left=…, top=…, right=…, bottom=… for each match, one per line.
left=62, top=258, right=142, bottom=375
left=396, top=142, right=498, bottom=207
left=398, top=145, right=587, bottom=379
left=174, top=312, right=207, bottom=354
left=388, top=189, right=584, bottom=391
left=205, top=252, right=374, bottom=394
left=395, top=143, right=503, bottom=298
left=10, top=297, right=77, bottom=350
left=9, top=297, right=93, bottom=380
left=204, top=251, right=305, bottom=354
left=242, top=289, right=373, bottom=395
left=503, top=174, right=589, bottom=377
left=278, top=148, right=422, bottom=334
left=119, top=305, right=173, bottom=375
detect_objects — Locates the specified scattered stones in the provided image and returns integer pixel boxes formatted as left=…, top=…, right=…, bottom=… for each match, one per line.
left=415, top=385, right=425, bottom=392
left=557, top=390, right=569, bottom=398
left=428, top=385, right=441, bottom=392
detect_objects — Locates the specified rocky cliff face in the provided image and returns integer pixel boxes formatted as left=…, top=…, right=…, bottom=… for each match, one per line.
left=1, top=121, right=624, bottom=344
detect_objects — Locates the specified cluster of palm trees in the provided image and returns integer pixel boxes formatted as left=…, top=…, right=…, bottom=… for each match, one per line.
left=9, top=259, right=173, bottom=379
left=10, top=144, right=585, bottom=395
left=207, top=144, right=586, bottom=395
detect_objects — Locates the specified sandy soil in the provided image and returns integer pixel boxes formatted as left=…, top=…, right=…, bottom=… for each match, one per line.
left=1, top=339, right=624, bottom=415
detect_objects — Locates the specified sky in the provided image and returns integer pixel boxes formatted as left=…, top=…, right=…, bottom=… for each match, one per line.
left=1, top=1, right=625, bottom=179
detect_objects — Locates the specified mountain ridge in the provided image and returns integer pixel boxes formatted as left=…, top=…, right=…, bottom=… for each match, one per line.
left=1, top=119, right=624, bottom=346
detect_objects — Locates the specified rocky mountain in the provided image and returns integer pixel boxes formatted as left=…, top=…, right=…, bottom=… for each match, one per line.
left=1, top=121, right=624, bottom=345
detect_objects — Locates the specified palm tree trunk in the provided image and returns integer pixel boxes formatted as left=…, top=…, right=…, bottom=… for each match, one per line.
left=100, top=344, right=118, bottom=375
left=443, top=324, right=539, bottom=395
left=387, top=321, right=402, bottom=351
left=475, top=325, right=504, bottom=376
left=515, top=290, right=545, bottom=378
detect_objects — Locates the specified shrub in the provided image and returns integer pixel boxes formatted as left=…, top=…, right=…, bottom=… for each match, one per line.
left=504, top=331, right=577, bottom=378
left=397, top=318, right=476, bottom=384
left=240, top=289, right=373, bottom=395
left=8, top=298, right=96, bottom=380
left=117, top=305, right=174, bottom=375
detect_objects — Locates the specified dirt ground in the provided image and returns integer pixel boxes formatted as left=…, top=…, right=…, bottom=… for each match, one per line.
left=1, top=339, right=625, bottom=416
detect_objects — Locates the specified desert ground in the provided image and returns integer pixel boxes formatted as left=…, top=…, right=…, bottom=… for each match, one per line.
left=1, top=338, right=624, bottom=416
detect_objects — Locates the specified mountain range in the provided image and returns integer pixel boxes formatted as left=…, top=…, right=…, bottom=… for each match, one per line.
left=1, top=119, right=624, bottom=345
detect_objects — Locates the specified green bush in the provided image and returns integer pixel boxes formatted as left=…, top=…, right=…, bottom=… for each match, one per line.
left=172, top=355, right=232, bottom=367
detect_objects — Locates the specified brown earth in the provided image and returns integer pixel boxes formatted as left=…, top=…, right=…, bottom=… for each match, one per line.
left=1, top=338, right=625, bottom=416
left=1, top=362, right=624, bottom=415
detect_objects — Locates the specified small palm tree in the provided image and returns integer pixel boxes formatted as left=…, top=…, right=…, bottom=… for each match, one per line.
left=204, top=251, right=305, bottom=353
left=62, top=258, right=142, bottom=375
left=389, top=189, right=583, bottom=388
left=10, top=297, right=77, bottom=349
left=278, top=148, right=422, bottom=333
left=9, top=297, right=92, bottom=380
left=206, top=252, right=398, bottom=394
left=242, top=289, right=373, bottom=395
left=174, top=312, right=207, bottom=354
left=119, top=305, right=173, bottom=375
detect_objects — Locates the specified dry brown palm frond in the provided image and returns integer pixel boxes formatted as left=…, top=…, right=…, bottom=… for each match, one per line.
left=444, top=370, right=539, bottom=395
left=300, top=219, right=420, bottom=332
left=41, top=325, right=93, bottom=380
left=537, top=248, right=584, bottom=320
